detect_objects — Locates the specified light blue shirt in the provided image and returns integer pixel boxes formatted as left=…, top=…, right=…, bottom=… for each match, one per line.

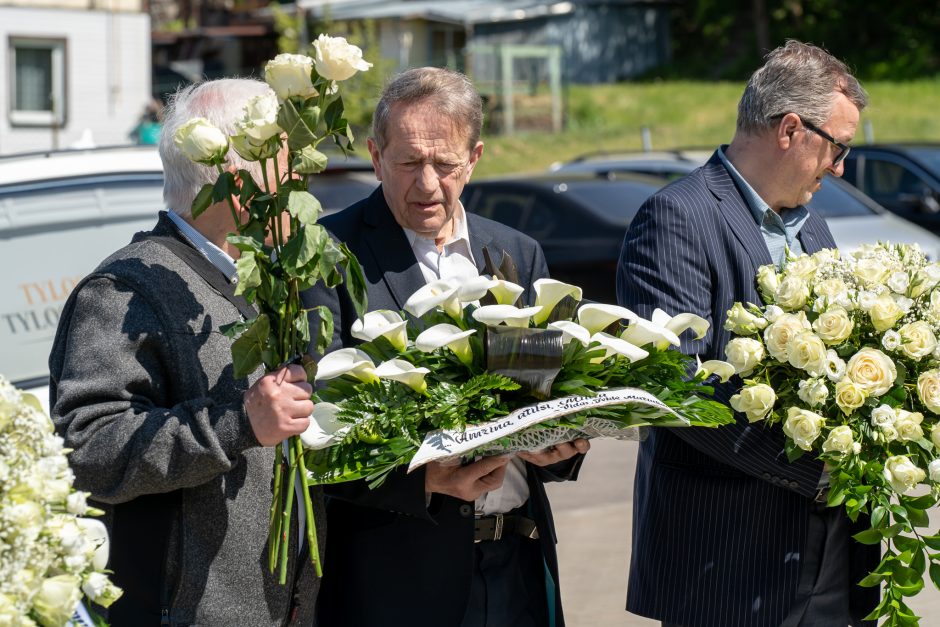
left=166, top=210, right=238, bottom=283
left=718, top=146, right=809, bottom=268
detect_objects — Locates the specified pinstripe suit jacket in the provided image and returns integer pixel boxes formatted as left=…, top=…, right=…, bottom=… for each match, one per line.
left=616, top=153, right=879, bottom=626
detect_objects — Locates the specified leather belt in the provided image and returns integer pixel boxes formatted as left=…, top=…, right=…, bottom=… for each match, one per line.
left=474, top=513, right=539, bottom=543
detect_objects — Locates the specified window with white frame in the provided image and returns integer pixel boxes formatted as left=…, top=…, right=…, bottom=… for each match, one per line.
left=9, top=37, right=66, bottom=127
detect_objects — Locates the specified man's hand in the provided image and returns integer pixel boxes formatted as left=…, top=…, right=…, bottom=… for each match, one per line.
left=517, top=438, right=591, bottom=467
left=244, top=365, right=313, bottom=446
left=425, top=456, right=511, bottom=502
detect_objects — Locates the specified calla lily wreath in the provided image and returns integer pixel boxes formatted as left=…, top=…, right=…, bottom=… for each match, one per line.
left=303, top=259, right=734, bottom=488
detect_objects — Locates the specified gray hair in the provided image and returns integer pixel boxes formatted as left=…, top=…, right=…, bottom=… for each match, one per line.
left=371, top=67, right=484, bottom=152
left=159, top=78, right=273, bottom=218
left=736, top=40, right=869, bottom=134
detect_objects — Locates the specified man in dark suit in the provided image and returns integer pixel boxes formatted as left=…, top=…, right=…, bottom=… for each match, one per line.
left=303, top=67, right=589, bottom=627
left=617, top=41, right=878, bottom=627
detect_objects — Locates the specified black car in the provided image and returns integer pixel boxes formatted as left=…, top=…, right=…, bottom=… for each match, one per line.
left=462, top=173, right=663, bottom=303
left=841, top=144, right=940, bottom=230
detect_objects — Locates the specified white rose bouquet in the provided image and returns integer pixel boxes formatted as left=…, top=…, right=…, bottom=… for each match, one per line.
left=302, top=257, right=734, bottom=488
left=722, top=242, right=940, bottom=625
left=0, top=376, right=121, bottom=626
left=174, top=36, right=372, bottom=582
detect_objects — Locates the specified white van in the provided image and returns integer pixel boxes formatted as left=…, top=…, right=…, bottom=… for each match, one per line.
left=0, top=146, right=165, bottom=411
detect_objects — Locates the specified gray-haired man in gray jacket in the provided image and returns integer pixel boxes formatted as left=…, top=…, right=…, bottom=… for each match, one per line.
left=49, top=79, right=320, bottom=626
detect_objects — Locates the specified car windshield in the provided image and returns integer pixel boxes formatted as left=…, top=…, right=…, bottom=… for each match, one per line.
left=548, top=180, right=659, bottom=225
left=807, top=179, right=877, bottom=218
left=906, top=147, right=940, bottom=179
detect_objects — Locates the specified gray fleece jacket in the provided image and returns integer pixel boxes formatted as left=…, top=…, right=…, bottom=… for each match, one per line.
left=48, top=214, right=322, bottom=626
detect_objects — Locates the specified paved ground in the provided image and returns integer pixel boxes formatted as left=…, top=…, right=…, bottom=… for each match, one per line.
left=545, top=438, right=940, bottom=627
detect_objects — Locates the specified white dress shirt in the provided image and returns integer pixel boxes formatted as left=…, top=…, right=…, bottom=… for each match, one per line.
left=402, top=203, right=529, bottom=516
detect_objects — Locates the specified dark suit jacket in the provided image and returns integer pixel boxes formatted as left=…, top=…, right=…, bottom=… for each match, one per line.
left=616, top=153, right=879, bottom=627
left=302, top=187, right=581, bottom=627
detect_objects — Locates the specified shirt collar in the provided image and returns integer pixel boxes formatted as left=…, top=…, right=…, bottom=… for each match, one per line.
left=166, top=210, right=238, bottom=283
left=402, top=201, right=474, bottom=260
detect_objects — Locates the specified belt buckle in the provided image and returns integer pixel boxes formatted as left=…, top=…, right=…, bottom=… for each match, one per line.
left=493, top=513, right=504, bottom=541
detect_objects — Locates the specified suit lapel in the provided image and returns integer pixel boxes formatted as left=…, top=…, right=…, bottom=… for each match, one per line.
left=466, top=214, right=495, bottom=273
left=705, top=155, right=774, bottom=270
left=361, top=188, right=426, bottom=310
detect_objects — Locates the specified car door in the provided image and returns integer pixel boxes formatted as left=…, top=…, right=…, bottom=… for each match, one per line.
left=852, top=152, right=940, bottom=231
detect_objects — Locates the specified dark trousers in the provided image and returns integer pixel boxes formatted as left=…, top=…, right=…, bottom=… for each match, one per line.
left=460, top=533, right=549, bottom=627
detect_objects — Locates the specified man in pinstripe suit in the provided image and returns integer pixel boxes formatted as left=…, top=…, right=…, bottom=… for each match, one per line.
left=617, top=41, right=879, bottom=627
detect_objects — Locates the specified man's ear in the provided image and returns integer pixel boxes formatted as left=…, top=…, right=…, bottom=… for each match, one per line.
left=777, top=112, right=801, bottom=150
left=367, top=137, right=383, bottom=182
left=465, top=141, right=484, bottom=182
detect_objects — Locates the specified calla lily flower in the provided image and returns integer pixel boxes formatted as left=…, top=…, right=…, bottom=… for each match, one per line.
left=77, top=518, right=110, bottom=571
left=547, top=320, right=591, bottom=346
left=414, top=324, right=476, bottom=365
left=620, top=317, right=681, bottom=349
left=472, top=304, right=542, bottom=328
left=404, top=279, right=462, bottom=319
left=577, top=303, right=639, bottom=335
left=696, top=358, right=736, bottom=383
left=351, top=310, right=408, bottom=352
left=456, top=275, right=498, bottom=303
left=488, top=280, right=525, bottom=306
left=533, top=279, right=583, bottom=325
left=315, top=348, right=378, bottom=383
left=299, top=402, right=351, bottom=450
left=374, top=359, right=430, bottom=393
left=589, top=332, right=649, bottom=363
left=651, top=308, right=710, bottom=344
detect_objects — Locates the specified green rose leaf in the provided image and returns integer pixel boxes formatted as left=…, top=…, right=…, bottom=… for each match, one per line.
left=235, top=254, right=262, bottom=295
left=311, top=305, right=334, bottom=355
left=191, top=183, right=214, bottom=219
left=237, top=169, right=261, bottom=205
left=852, top=528, right=883, bottom=545
left=340, top=242, right=368, bottom=320
left=293, top=146, right=329, bottom=175
left=212, top=170, right=237, bottom=204
left=277, top=98, right=317, bottom=151
left=287, top=190, right=323, bottom=225
left=226, top=234, right=264, bottom=254
left=294, top=310, right=310, bottom=344
left=323, top=95, right=344, bottom=129
left=231, top=314, right=270, bottom=379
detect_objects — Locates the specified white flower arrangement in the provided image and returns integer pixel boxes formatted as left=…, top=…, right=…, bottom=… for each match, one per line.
left=722, top=242, right=940, bottom=625
left=0, top=376, right=121, bottom=626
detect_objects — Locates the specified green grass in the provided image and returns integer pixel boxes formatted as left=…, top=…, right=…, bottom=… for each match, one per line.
left=475, top=79, right=940, bottom=178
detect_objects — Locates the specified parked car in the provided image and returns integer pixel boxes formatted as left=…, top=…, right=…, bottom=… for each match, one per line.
left=551, top=149, right=940, bottom=259
left=0, top=145, right=376, bottom=412
left=464, top=153, right=940, bottom=305
left=840, top=144, right=940, bottom=230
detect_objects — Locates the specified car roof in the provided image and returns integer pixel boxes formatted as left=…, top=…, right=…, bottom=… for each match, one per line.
left=469, top=170, right=667, bottom=188
left=0, top=145, right=164, bottom=186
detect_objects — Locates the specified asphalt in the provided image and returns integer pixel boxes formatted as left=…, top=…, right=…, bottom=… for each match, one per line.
left=545, top=438, right=940, bottom=626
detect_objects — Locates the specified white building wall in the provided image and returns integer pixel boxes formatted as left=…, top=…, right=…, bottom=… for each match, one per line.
left=0, top=6, right=151, bottom=155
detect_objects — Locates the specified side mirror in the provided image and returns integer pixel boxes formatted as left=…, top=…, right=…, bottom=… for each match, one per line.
left=919, top=187, right=940, bottom=214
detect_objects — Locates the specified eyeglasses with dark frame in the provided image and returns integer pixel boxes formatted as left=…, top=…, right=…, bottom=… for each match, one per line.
left=799, top=117, right=851, bottom=166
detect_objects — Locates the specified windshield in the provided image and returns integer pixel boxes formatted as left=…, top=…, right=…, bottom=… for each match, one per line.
left=552, top=180, right=659, bottom=225
left=807, top=179, right=877, bottom=218
left=906, top=147, right=940, bottom=179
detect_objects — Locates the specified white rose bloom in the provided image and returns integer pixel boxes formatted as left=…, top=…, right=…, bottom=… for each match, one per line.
left=868, top=294, right=904, bottom=332
left=264, top=53, right=317, bottom=101
left=846, top=348, right=897, bottom=396
left=933, top=425, right=940, bottom=449
left=895, top=409, right=925, bottom=442
left=756, top=265, right=779, bottom=301
left=763, top=312, right=811, bottom=362
left=774, top=276, right=810, bottom=311
left=724, top=302, right=768, bottom=335
left=812, top=307, right=854, bottom=345
left=834, top=378, right=867, bottom=415
left=917, top=369, right=940, bottom=414
left=822, top=425, right=857, bottom=456
left=729, top=383, right=776, bottom=423
left=312, top=34, right=373, bottom=81
left=786, top=255, right=818, bottom=281
left=814, top=277, right=848, bottom=299
left=883, top=455, right=926, bottom=494
left=896, top=295, right=914, bottom=314
left=887, top=271, right=911, bottom=294
left=797, top=378, right=828, bottom=407
left=882, top=329, right=902, bottom=351
left=911, top=264, right=940, bottom=297
left=783, top=407, right=826, bottom=451
left=854, top=257, right=892, bottom=287
left=881, top=424, right=900, bottom=443
left=929, top=459, right=940, bottom=483
left=763, top=304, right=784, bottom=323
left=32, top=575, right=82, bottom=627
left=236, top=93, right=281, bottom=142
left=788, top=331, right=828, bottom=376
left=899, top=320, right=938, bottom=360
left=870, top=404, right=897, bottom=428
left=173, top=118, right=229, bottom=165
left=724, top=337, right=765, bottom=375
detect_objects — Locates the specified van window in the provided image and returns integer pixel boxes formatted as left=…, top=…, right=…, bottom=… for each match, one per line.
left=0, top=175, right=163, bottom=388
